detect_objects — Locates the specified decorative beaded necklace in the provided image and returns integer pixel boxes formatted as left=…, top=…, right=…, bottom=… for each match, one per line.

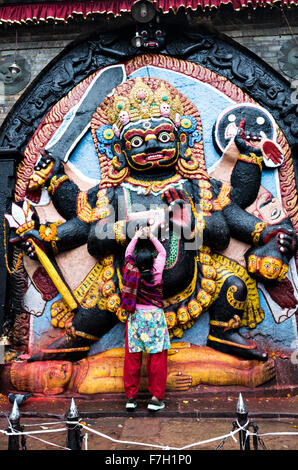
left=123, top=174, right=185, bottom=196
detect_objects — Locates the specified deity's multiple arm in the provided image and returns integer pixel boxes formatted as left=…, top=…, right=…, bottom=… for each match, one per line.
left=188, top=172, right=297, bottom=283
left=221, top=200, right=266, bottom=246
left=28, top=153, right=80, bottom=220
left=21, top=156, right=96, bottom=257
left=230, top=158, right=262, bottom=209
left=221, top=190, right=297, bottom=282
left=228, top=121, right=266, bottom=209
left=186, top=180, right=230, bottom=252
left=202, top=211, right=230, bottom=252
left=20, top=137, right=297, bottom=279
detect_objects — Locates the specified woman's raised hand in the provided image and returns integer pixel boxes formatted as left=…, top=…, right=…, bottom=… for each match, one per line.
left=134, top=226, right=146, bottom=239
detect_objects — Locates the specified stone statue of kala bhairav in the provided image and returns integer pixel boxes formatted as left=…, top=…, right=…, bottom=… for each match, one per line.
left=5, top=77, right=297, bottom=390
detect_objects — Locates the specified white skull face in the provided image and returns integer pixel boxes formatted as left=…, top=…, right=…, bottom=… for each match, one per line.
left=160, top=102, right=170, bottom=117
left=119, top=110, right=130, bottom=125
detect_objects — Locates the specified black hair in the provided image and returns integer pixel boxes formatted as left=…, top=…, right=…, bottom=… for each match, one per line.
left=135, top=245, right=154, bottom=284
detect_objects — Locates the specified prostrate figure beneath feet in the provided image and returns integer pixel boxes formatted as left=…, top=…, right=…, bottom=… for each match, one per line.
left=0, top=343, right=277, bottom=396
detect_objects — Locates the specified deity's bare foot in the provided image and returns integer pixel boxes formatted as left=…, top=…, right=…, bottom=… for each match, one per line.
left=207, top=331, right=268, bottom=362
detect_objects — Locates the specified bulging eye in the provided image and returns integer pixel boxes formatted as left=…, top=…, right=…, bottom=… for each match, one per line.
left=131, top=136, right=144, bottom=148
left=158, top=131, right=171, bottom=143
left=256, top=116, right=265, bottom=125
left=228, top=114, right=236, bottom=122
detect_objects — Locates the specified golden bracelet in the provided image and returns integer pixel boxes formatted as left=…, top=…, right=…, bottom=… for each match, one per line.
left=113, top=220, right=126, bottom=245
left=238, top=153, right=263, bottom=172
left=251, top=222, right=267, bottom=245
left=213, top=183, right=231, bottom=211
left=51, top=239, right=59, bottom=256
left=16, top=220, right=35, bottom=237
left=210, top=315, right=241, bottom=331
left=47, top=174, right=69, bottom=195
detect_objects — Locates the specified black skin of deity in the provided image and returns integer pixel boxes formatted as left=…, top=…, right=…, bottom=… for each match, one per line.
left=16, top=115, right=297, bottom=364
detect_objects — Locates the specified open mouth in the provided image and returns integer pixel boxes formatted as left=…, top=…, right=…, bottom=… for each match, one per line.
left=225, top=123, right=265, bottom=148
left=132, top=149, right=176, bottom=165
left=242, top=135, right=262, bottom=148
left=264, top=272, right=279, bottom=279
left=146, top=152, right=164, bottom=161
left=144, top=41, right=159, bottom=48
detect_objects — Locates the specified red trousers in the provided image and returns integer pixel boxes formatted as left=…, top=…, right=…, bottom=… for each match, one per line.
left=123, top=324, right=168, bottom=400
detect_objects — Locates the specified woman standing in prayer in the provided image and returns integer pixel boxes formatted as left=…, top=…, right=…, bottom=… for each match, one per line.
left=121, top=226, right=170, bottom=411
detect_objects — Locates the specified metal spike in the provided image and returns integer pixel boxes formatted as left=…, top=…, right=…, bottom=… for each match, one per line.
left=66, top=398, right=79, bottom=420
left=9, top=399, right=20, bottom=423
left=237, top=393, right=248, bottom=415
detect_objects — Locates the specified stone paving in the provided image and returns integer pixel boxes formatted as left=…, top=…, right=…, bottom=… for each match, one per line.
left=0, top=415, right=297, bottom=452
left=0, top=389, right=297, bottom=452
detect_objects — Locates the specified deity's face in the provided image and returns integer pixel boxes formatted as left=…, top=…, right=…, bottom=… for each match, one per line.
left=139, top=25, right=166, bottom=49
left=42, top=362, right=72, bottom=393
left=187, top=300, right=202, bottom=319
left=177, top=307, right=190, bottom=325
left=118, top=117, right=181, bottom=172
left=259, top=256, right=283, bottom=280
left=255, top=193, right=286, bottom=224
left=0, top=62, right=23, bottom=84
left=165, top=311, right=177, bottom=329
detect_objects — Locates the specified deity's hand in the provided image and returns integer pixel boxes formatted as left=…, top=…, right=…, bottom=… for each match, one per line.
left=17, top=227, right=44, bottom=260
left=260, top=224, right=297, bottom=261
left=27, top=151, right=65, bottom=192
left=234, top=119, right=283, bottom=166
left=18, top=220, right=59, bottom=260
left=162, top=188, right=191, bottom=233
left=20, top=237, right=38, bottom=260
left=261, top=140, right=283, bottom=166
left=234, top=119, right=263, bottom=157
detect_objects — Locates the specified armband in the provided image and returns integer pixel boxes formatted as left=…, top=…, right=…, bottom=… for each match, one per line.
left=47, top=174, right=69, bottom=195
left=251, top=222, right=267, bottom=245
left=238, top=153, right=263, bottom=172
left=113, top=220, right=127, bottom=245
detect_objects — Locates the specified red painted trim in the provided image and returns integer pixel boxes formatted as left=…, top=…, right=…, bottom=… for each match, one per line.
left=0, top=0, right=296, bottom=25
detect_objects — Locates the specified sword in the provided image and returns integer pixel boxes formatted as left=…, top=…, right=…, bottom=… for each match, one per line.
left=5, top=201, right=77, bottom=311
